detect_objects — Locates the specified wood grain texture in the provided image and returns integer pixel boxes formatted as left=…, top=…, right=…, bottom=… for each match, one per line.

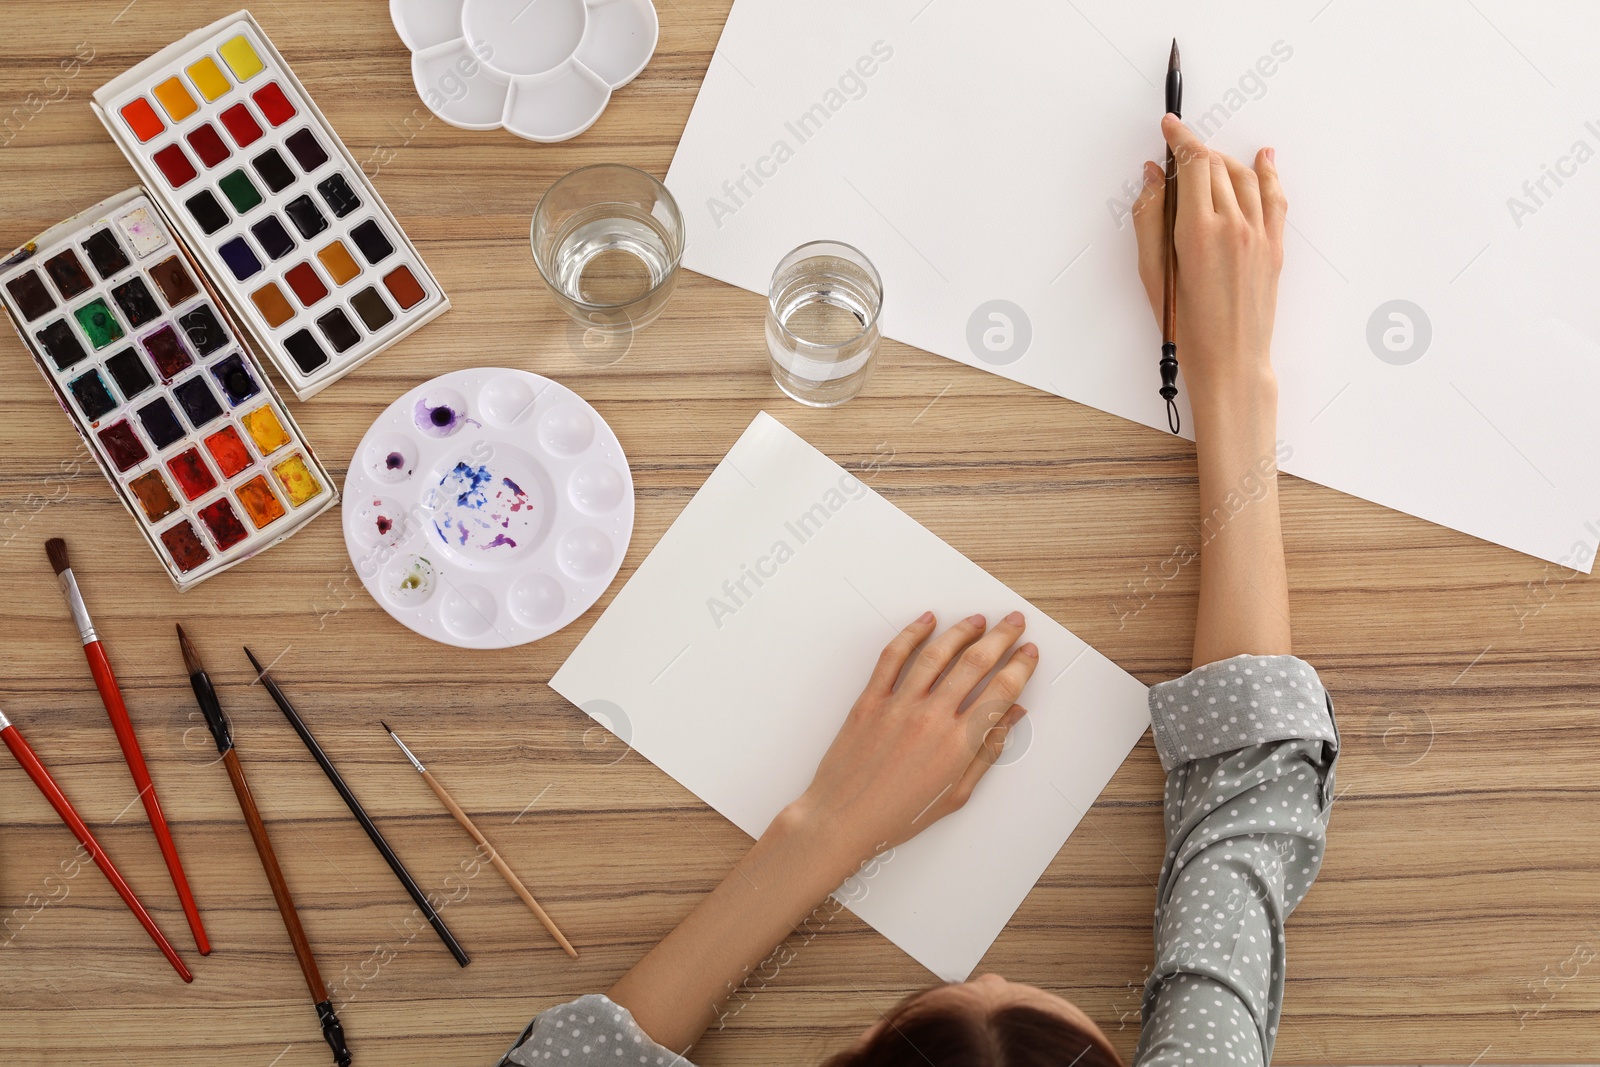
left=1, top=3, right=1597, bottom=1064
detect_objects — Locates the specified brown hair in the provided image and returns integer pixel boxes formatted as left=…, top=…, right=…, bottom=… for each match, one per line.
left=822, top=986, right=1124, bottom=1067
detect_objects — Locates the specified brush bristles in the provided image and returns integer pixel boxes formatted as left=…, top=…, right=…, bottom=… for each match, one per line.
left=175, top=624, right=205, bottom=676
left=44, top=537, right=70, bottom=576
left=379, top=721, right=392, bottom=734
left=1169, top=38, right=1180, bottom=70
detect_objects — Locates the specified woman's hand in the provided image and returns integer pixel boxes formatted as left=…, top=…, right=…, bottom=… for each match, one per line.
left=1133, top=114, right=1286, bottom=410
left=1132, top=115, right=1292, bottom=666
left=608, top=610, right=1037, bottom=1053
left=783, top=610, right=1037, bottom=871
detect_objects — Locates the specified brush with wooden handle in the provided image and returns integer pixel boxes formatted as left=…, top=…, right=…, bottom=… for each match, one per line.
left=382, top=722, right=577, bottom=958
left=178, top=625, right=349, bottom=1066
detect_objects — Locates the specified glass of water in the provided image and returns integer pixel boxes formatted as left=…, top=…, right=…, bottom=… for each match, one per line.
left=531, top=164, right=685, bottom=334
left=766, top=241, right=883, bottom=407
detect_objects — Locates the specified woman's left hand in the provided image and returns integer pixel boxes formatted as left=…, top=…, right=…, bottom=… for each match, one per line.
left=784, top=610, right=1038, bottom=870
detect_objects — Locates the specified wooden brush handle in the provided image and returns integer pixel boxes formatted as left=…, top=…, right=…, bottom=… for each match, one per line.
left=222, top=748, right=329, bottom=1000
left=420, top=768, right=578, bottom=958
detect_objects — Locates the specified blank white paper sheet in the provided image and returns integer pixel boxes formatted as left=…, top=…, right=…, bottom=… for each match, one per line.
left=550, top=412, right=1151, bottom=981
left=665, top=0, right=1600, bottom=571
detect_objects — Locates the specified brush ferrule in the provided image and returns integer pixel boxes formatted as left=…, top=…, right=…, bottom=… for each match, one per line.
left=0, top=708, right=11, bottom=731
left=55, top=570, right=97, bottom=645
left=389, top=731, right=426, bottom=773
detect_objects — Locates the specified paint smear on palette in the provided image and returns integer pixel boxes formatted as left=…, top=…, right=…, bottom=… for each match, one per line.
left=414, top=396, right=480, bottom=438
left=391, top=555, right=434, bottom=606
left=432, top=462, right=535, bottom=551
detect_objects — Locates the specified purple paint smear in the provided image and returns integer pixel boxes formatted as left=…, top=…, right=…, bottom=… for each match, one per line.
left=432, top=461, right=533, bottom=551
left=414, top=396, right=481, bottom=438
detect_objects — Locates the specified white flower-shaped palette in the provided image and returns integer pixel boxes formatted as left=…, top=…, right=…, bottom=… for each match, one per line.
left=345, top=368, right=634, bottom=649
left=389, top=0, right=658, bottom=142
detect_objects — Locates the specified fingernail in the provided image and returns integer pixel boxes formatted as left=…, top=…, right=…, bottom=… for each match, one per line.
left=967, top=613, right=986, bottom=627
left=1266, top=146, right=1276, bottom=163
left=1143, top=160, right=1161, bottom=183
left=1004, top=611, right=1025, bottom=627
left=1019, top=643, right=1038, bottom=659
left=915, top=610, right=934, bottom=624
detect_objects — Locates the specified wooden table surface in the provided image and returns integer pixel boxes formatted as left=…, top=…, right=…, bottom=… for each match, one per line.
left=2, top=3, right=1597, bottom=1065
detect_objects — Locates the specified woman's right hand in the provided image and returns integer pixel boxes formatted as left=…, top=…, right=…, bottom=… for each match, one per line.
left=781, top=610, right=1037, bottom=872
left=1132, top=114, right=1286, bottom=410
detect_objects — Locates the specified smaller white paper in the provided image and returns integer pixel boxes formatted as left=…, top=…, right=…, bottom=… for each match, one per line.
left=550, top=412, right=1151, bottom=981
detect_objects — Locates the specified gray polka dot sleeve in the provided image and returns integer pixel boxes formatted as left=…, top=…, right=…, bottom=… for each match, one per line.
left=502, top=994, right=691, bottom=1065
left=1134, top=654, right=1339, bottom=1067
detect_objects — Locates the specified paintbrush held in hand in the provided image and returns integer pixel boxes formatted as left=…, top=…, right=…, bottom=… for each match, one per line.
left=1158, top=37, right=1183, bottom=434
left=45, top=536, right=210, bottom=956
left=177, top=626, right=350, bottom=1067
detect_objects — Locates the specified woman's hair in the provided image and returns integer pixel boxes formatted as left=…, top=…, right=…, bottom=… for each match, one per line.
left=822, top=986, right=1124, bottom=1067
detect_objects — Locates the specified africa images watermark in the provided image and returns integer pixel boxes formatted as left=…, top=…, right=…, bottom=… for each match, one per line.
left=715, top=844, right=898, bottom=1029
left=1505, top=120, right=1600, bottom=229
left=705, top=40, right=895, bottom=229
left=0, top=42, right=95, bottom=148
left=1511, top=520, right=1599, bottom=630
left=1108, top=39, right=1295, bottom=230
left=1111, top=440, right=1294, bottom=629
left=361, top=40, right=495, bottom=178
left=706, top=454, right=892, bottom=629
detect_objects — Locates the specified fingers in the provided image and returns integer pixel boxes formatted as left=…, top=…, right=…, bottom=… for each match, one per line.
left=1207, top=149, right=1239, bottom=217
left=1222, top=152, right=1261, bottom=225
left=1255, top=146, right=1287, bottom=248
left=903, top=613, right=989, bottom=692
left=1132, top=160, right=1166, bottom=320
left=957, top=641, right=1039, bottom=737
left=939, top=612, right=1031, bottom=704
left=1162, top=114, right=1210, bottom=226
left=863, top=611, right=938, bottom=700
left=950, top=704, right=1028, bottom=809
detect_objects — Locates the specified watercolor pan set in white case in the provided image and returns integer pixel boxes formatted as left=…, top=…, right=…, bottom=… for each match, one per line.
left=0, top=189, right=336, bottom=588
left=91, top=11, right=447, bottom=400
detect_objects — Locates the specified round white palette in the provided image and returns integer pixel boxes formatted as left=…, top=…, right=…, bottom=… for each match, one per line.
left=344, top=368, right=633, bottom=648
left=389, top=0, right=658, bottom=143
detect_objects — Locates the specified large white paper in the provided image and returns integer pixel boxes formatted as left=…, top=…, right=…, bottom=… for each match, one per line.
left=665, top=0, right=1600, bottom=571
left=550, top=412, right=1151, bottom=981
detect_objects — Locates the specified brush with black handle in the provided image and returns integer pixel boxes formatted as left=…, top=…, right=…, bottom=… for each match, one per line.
left=178, top=625, right=350, bottom=1066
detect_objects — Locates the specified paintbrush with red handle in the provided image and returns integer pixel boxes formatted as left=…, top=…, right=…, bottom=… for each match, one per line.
left=0, top=704, right=193, bottom=981
left=45, top=537, right=210, bottom=956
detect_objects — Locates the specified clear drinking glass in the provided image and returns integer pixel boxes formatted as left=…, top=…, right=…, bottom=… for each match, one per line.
left=531, top=164, right=685, bottom=334
left=766, top=241, right=883, bottom=407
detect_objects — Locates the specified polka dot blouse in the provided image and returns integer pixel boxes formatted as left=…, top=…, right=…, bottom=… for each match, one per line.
left=502, top=653, right=1339, bottom=1067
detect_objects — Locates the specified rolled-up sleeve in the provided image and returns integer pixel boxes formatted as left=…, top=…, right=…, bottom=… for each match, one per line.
left=503, top=994, right=695, bottom=1066
left=1134, top=654, right=1339, bottom=1066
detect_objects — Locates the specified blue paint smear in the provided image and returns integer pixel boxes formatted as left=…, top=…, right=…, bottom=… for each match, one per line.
left=432, top=462, right=531, bottom=552
left=449, top=462, right=493, bottom=508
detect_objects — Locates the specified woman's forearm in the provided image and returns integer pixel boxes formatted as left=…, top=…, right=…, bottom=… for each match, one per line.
left=607, top=808, right=858, bottom=1054
left=606, top=613, right=1038, bottom=1054
left=1189, top=370, right=1291, bottom=666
